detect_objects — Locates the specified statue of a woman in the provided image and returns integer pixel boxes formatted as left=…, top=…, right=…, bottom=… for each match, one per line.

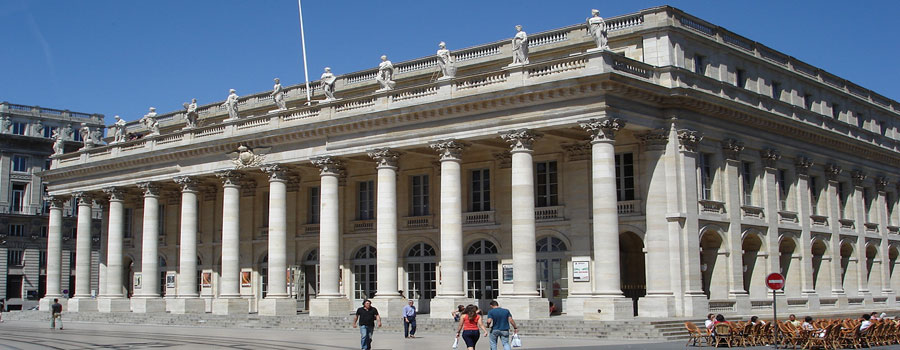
left=112, top=115, right=127, bottom=143
left=140, top=107, right=160, bottom=136
left=79, top=123, right=93, bottom=149
left=224, top=89, right=240, bottom=120
left=376, top=55, right=396, bottom=91
left=587, top=9, right=608, bottom=50
left=271, top=78, right=286, bottom=110
left=511, top=25, right=529, bottom=65
left=0, top=116, right=10, bottom=134
left=320, top=67, right=338, bottom=101
left=183, top=98, right=199, bottom=129
left=52, top=134, right=65, bottom=155
left=436, top=42, right=456, bottom=80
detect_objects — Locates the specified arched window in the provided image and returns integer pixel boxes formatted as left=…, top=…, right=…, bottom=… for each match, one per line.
left=306, top=249, right=319, bottom=262
left=355, top=245, right=377, bottom=259
left=467, top=240, right=498, bottom=255
left=536, top=237, right=567, bottom=252
left=407, top=243, right=436, bottom=300
left=408, top=243, right=436, bottom=257
left=353, top=245, right=377, bottom=300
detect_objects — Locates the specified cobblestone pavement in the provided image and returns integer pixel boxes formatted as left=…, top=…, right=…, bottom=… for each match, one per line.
left=0, top=319, right=676, bottom=349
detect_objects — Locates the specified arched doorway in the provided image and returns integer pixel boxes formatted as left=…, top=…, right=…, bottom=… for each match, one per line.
left=352, top=245, right=377, bottom=303
left=619, top=231, right=645, bottom=316
left=536, top=236, right=567, bottom=314
left=406, top=242, right=436, bottom=313
left=890, top=246, right=900, bottom=293
left=302, top=248, right=319, bottom=311
left=259, top=254, right=268, bottom=298
left=811, top=239, right=829, bottom=295
left=866, top=244, right=882, bottom=294
left=779, top=236, right=799, bottom=297
left=465, top=239, right=499, bottom=310
left=700, top=229, right=726, bottom=299
left=840, top=241, right=856, bottom=296
left=742, top=233, right=765, bottom=299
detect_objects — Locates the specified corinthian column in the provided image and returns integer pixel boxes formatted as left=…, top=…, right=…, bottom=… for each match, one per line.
left=309, top=157, right=351, bottom=317
left=497, top=128, right=547, bottom=320
left=579, top=117, right=634, bottom=320
left=132, top=182, right=165, bottom=313
left=68, top=192, right=98, bottom=312
left=213, top=171, right=248, bottom=315
left=169, top=176, right=206, bottom=314
left=368, top=148, right=406, bottom=317
left=99, top=188, right=131, bottom=313
left=40, top=196, right=65, bottom=311
left=259, top=165, right=297, bottom=315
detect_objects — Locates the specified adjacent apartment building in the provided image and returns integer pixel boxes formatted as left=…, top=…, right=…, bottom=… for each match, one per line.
left=0, top=102, right=104, bottom=310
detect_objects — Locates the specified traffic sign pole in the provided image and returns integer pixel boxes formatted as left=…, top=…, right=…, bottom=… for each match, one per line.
left=766, top=272, right=785, bottom=348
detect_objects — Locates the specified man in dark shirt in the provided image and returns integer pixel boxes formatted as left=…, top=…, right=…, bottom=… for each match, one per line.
left=50, top=298, right=63, bottom=330
left=486, top=300, right=518, bottom=350
left=352, top=299, right=381, bottom=350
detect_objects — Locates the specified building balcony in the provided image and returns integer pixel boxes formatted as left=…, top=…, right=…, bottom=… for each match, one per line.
left=740, top=205, right=765, bottom=219
left=888, top=226, right=900, bottom=235
left=699, top=200, right=726, bottom=215
left=463, top=211, right=496, bottom=226
left=778, top=211, right=799, bottom=224
left=810, top=215, right=829, bottom=227
left=352, top=219, right=375, bottom=233
left=302, top=223, right=319, bottom=235
left=839, top=219, right=855, bottom=230
left=402, top=215, right=433, bottom=230
left=617, top=200, right=642, bottom=216
left=864, top=222, right=879, bottom=233
left=535, top=206, right=565, bottom=222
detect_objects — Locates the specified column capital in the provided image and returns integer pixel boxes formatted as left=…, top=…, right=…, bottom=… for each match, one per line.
left=638, top=129, right=668, bottom=151
left=429, top=140, right=466, bottom=161
left=851, top=170, right=867, bottom=187
left=825, top=163, right=842, bottom=182
left=795, top=156, right=814, bottom=176
left=215, top=170, right=244, bottom=187
left=677, top=129, right=703, bottom=153
left=174, top=176, right=200, bottom=192
left=720, top=138, right=744, bottom=161
left=72, top=191, right=93, bottom=205
left=102, top=187, right=126, bottom=201
left=760, top=148, right=781, bottom=169
left=367, top=148, right=400, bottom=169
left=875, top=176, right=889, bottom=193
left=46, top=195, right=67, bottom=209
left=311, top=156, right=345, bottom=177
left=261, top=164, right=292, bottom=182
left=499, top=128, right=541, bottom=152
left=579, top=117, right=625, bottom=143
left=137, top=181, right=161, bottom=196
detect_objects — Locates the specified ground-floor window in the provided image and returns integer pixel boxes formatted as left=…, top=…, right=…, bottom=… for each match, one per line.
left=353, top=245, right=376, bottom=300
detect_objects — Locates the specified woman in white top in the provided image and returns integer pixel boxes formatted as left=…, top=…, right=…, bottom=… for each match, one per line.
left=704, top=313, right=715, bottom=331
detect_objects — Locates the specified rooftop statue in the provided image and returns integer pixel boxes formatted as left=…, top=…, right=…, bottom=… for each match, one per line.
left=61, top=123, right=73, bottom=141
left=183, top=98, right=199, bottom=129
left=587, top=9, right=608, bottom=51
left=112, top=115, right=127, bottom=144
left=436, top=42, right=456, bottom=80
left=52, top=130, right=64, bottom=155
left=224, top=89, right=240, bottom=120
left=79, top=122, right=94, bottom=149
left=32, top=120, right=44, bottom=136
left=321, top=67, right=338, bottom=101
left=0, top=116, right=10, bottom=134
left=511, top=25, right=529, bottom=65
left=90, top=128, right=103, bottom=145
left=272, top=78, right=287, bottom=111
left=140, top=107, right=161, bottom=136
left=376, top=55, right=396, bottom=91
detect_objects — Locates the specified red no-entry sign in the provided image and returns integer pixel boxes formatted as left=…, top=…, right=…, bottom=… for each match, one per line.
left=766, top=273, right=785, bottom=290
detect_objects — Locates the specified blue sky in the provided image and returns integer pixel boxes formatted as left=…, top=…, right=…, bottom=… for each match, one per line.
left=0, top=1, right=896, bottom=124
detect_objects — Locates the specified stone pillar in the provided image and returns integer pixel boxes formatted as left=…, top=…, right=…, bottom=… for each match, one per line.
left=98, top=199, right=109, bottom=298
left=851, top=171, right=870, bottom=298
left=367, top=149, right=406, bottom=317
left=68, top=192, right=98, bottom=312
left=636, top=129, right=675, bottom=316
left=876, top=177, right=895, bottom=304
left=673, top=128, right=708, bottom=317
left=720, top=139, right=752, bottom=313
left=794, top=158, right=821, bottom=308
left=213, top=171, right=249, bottom=314
left=578, top=118, right=633, bottom=320
left=497, top=129, right=547, bottom=319
left=429, top=140, right=474, bottom=317
left=40, top=196, right=65, bottom=311
left=259, top=165, right=297, bottom=315
left=98, top=188, right=130, bottom=312
left=167, top=176, right=206, bottom=314
left=309, top=157, right=351, bottom=316
left=825, top=164, right=847, bottom=301
left=132, top=182, right=166, bottom=313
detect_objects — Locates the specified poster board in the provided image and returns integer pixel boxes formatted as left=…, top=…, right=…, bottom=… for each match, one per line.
left=573, top=259, right=590, bottom=282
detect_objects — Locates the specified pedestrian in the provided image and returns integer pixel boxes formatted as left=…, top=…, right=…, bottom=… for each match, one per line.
left=485, top=300, right=518, bottom=350
left=452, top=304, right=465, bottom=322
left=351, top=299, right=381, bottom=350
left=456, top=304, right=488, bottom=350
left=51, top=298, right=63, bottom=330
left=402, top=299, right=417, bottom=339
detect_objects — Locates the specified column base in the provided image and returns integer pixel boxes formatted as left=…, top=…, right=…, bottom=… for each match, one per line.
left=68, top=298, right=98, bottom=312
left=583, top=296, right=634, bottom=320
left=98, top=298, right=132, bottom=313
left=309, top=297, right=352, bottom=317
left=885, top=291, right=897, bottom=307
left=40, top=297, right=63, bottom=312
left=258, top=298, right=297, bottom=316
left=131, top=297, right=167, bottom=313
left=637, top=295, right=675, bottom=317
left=429, top=297, right=475, bottom=319
left=212, top=298, right=249, bottom=315
left=168, top=298, right=207, bottom=314
left=370, top=297, right=408, bottom=318
left=681, top=293, right=710, bottom=318
left=495, top=296, right=549, bottom=320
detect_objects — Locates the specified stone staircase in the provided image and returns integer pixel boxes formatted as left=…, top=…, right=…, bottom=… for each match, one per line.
left=3, top=311, right=692, bottom=341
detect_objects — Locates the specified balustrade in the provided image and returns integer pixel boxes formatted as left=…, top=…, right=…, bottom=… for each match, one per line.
left=535, top=206, right=565, bottom=222
left=616, top=200, right=641, bottom=216
left=463, top=211, right=495, bottom=226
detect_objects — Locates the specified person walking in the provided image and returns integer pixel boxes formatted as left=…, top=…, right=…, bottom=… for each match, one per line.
left=456, top=304, right=488, bottom=350
left=486, top=300, right=518, bottom=350
left=352, top=299, right=381, bottom=350
left=402, top=299, right=417, bottom=338
left=50, top=298, right=63, bottom=330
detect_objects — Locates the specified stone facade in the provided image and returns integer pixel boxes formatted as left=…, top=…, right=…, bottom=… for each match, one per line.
left=40, top=6, right=900, bottom=319
left=0, top=102, right=104, bottom=310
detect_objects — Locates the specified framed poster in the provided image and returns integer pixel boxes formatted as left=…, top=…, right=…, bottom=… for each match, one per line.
left=240, top=271, right=252, bottom=287
left=166, top=272, right=176, bottom=288
left=573, top=260, right=590, bottom=282
left=134, top=272, right=143, bottom=289
left=201, top=272, right=212, bottom=287
left=502, top=264, right=514, bottom=284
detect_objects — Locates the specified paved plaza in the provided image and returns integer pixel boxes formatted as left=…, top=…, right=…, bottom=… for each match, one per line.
left=0, top=319, right=684, bottom=349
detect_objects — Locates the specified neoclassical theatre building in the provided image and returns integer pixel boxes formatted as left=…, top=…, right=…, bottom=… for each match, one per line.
left=40, top=6, right=900, bottom=320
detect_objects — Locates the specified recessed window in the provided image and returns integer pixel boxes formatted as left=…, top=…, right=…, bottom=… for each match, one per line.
left=804, top=94, right=813, bottom=110
left=693, top=54, right=706, bottom=75
left=43, top=126, right=56, bottom=138
left=470, top=169, right=491, bottom=212
left=699, top=153, right=714, bottom=200
left=535, top=161, right=559, bottom=207
left=736, top=69, right=746, bottom=88
left=615, top=153, right=635, bottom=201
left=357, top=180, right=375, bottom=220
left=8, top=224, right=25, bottom=237
left=856, top=112, right=865, bottom=129
left=12, top=155, right=27, bottom=172
left=831, top=103, right=840, bottom=119
left=308, top=186, right=320, bottom=224
left=11, top=122, right=26, bottom=135
left=771, top=81, right=782, bottom=100
left=7, top=250, right=24, bottom=266
left=741, top=162, right=754, bottom=205
left=410, top=174, right=430, bottom=216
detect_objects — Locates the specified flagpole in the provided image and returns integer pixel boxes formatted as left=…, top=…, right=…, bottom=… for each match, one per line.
left=297, top=0, right=312, bottom=104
